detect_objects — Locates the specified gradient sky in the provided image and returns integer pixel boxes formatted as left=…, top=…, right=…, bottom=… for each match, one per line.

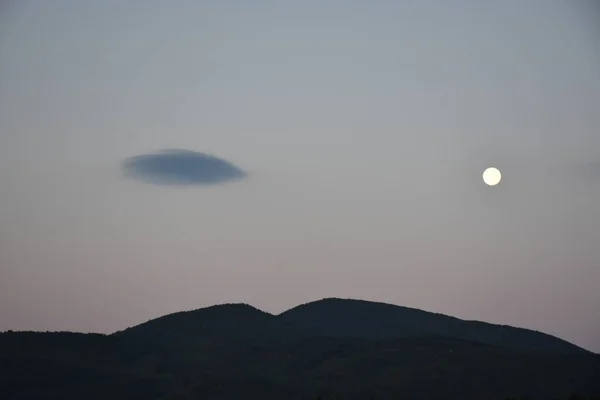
left=1, top=1, right=599, bottom=352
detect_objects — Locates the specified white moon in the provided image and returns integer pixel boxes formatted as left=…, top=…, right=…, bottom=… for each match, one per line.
left=482, top=167, right=502, bottom=186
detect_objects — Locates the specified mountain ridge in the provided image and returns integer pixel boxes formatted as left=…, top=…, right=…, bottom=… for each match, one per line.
left=2, top=297, right=599, bottom=399
left=113, top=297, right=592, bottom=355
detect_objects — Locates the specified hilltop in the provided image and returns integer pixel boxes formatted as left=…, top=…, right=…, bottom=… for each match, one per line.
left=1, top=297, right=598, bottom=400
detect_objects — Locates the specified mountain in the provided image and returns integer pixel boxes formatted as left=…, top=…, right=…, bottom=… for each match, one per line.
left=118, top=298, right=589, bottom=355
left=115, top=303, right=293, bottom=342
left=1, top=298, right=599, bottom=400
left=278, top=298, right=590, bottom=354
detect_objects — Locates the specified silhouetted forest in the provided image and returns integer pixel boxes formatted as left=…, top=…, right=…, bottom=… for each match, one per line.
left=1, top=298, right=599, bottom=399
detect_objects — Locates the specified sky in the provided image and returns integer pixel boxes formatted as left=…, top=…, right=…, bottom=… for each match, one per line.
left=0, top=1, right=599, bottom=352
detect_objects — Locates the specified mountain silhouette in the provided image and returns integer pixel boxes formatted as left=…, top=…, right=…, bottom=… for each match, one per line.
left=278, top=298, right=589, bottom=354
left=115, top=303, right=291, bottom=342
left=2, top=297, right=599, bottom=400
left=117, top=298, right=589, bottom=355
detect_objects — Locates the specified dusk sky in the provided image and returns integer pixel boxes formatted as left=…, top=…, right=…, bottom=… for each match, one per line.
left=1, top=1, right=599, bottom=352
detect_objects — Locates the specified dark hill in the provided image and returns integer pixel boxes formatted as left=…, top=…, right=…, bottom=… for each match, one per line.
left=278, top=298, right=590, bottom=354
left=115, top=303, right=292, bottom=343
left=116, top=297, right=590, bottom=355
left=1, top=298, right=599, bottom=400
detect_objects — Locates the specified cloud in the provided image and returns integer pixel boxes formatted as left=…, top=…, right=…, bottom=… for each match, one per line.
left=122, top=149, right=247, bottom=186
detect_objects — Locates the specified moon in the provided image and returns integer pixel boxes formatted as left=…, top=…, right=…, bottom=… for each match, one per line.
left=482, top=167, right=502, bottom=186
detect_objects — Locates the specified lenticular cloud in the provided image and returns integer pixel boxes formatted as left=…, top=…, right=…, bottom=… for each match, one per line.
left=122, top=149, right=247, bottom=186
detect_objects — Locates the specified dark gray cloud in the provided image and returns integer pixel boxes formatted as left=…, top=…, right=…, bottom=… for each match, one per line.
left=122, top=149, right=247, bottom=186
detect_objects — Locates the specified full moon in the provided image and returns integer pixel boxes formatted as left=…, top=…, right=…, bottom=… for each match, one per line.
left=482, top=167, right=502, bottom=186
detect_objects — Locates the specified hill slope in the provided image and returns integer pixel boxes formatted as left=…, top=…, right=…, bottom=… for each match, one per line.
left=1, top=298, right=598, bottom=400
left=115, top=303, right=295, bottom=343
left=278, top=298, right=590, bottom=354
left=118, top=297, right=590, bottom=355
